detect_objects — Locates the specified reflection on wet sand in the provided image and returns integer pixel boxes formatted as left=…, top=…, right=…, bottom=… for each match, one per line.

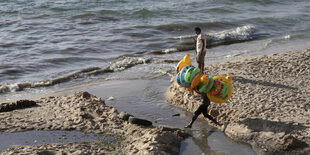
left=191, top=128, right=226, bottom=155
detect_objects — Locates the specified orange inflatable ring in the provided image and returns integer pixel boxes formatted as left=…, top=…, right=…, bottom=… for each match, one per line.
left=208, top=80, right=222, bottom=96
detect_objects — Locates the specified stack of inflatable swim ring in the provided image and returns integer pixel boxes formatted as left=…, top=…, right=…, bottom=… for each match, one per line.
left=176, top=65, right=231, bottom=102
left=176, top=54, right=233, bottom=104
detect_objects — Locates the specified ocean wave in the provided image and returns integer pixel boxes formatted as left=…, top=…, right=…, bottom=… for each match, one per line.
left=132, top=8, right=154, bottom=18
left=173, top=25, right=256, bottom=41
left=0, top=56, right=151, bottom=94
left=231, top=0, right=277, bottom=5
left=208, top=25, right=256, bottom=43
left=262, top=33, right=304, bottom=49
left=148, top=25, right=256, bottom=54
left=72, top=11, right=119, bottom=21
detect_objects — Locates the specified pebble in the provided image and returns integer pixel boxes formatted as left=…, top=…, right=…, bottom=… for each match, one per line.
left=107, top=96, right=115, bottom=101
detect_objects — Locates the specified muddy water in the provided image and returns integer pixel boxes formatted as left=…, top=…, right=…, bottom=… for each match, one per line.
left=0, top=130, right=115, bottom=151
left=79, top=76, right=257, bottom=155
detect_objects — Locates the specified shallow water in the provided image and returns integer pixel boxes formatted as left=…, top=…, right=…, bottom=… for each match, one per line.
left=0, top=130, right=115, bottom=151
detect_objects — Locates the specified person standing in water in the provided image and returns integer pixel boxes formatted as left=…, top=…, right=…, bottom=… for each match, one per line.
left=193, top=27, right=206, bottom=74
left=185, top=27, right=219, bottom=128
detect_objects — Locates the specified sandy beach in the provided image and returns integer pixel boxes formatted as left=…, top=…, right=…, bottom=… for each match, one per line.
left=0, top=92, right=188, bottom=154
left=166, top=49, right=310, bottom=155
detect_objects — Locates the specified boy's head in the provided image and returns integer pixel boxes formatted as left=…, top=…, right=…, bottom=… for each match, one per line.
left=195, top=27, right=201, bottom=35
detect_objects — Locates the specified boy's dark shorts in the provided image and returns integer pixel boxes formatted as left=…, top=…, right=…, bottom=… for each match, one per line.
left=196, top=51, right=206, bottom=64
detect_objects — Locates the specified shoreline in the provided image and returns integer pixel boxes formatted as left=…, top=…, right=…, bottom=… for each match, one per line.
left=166, top=48, right=310, bottom=155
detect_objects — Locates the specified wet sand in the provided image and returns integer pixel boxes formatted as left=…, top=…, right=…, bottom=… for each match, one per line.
left=166, top=49, right=310, bottom=155
left=0, top=92, right=188, bottom=154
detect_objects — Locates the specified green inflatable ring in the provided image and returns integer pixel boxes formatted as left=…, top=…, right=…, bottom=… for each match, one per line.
left=188, top=68, right=200, bottom=83
left=218, top=83, right=228, bottom=98
left=184, top=68, right=195, bottom=83
left=199, top=83, right=208, bottom=93
left=205, top=77, right=214, bottom=93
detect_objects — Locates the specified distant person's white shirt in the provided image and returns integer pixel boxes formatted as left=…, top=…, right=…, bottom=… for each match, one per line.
left=196, top=33, right=206, bottom=54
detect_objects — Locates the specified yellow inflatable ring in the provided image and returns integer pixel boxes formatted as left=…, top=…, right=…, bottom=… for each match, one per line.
left=207, top=81, right=232, bottom=104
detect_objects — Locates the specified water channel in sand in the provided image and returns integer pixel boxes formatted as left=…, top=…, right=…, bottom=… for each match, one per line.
left=77, top=76, right=257, bottom=155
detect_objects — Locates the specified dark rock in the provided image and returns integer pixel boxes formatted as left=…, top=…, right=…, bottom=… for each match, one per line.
left=30, top=100, right=36, bottom=106
left=81, top=92, right=91, bottom=99
left=0, top=105, right=3, bottom=112
left=5, top=103, right=12, bottom=111
left=128, top=116, right=152, bottom=126
left=10, top=103, right=17, bottom=110
left=172, top=113, right=180, bottom=117
left=158, top=125, right=179, bottom=132
left=118, top=112, right=132, bottom=121
left=16, top=100, right=36, bottom=108
left=0, top=103, right=7, bottom=112
left=16, top=100, right=25, bottom=108
left=16, top=101, right=23, bottom=108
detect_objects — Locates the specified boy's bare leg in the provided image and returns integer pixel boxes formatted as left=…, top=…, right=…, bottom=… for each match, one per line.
left=198, top=61, right=204, bottom=74
left=201, top=62, right=204, bottom=74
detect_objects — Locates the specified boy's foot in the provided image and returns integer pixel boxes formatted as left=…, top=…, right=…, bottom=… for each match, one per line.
left=213, top=121, right=222, bottom=126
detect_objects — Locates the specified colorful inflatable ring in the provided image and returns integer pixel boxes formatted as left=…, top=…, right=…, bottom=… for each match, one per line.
left=222, top=84, right=229, bottom=98
left=207, top=81, right=232, bottom=104
left=184, top=68, right=195, bottom=83
left=180, top=65, right=194, bottom=87
left=221, top=83, right=228, bottom=98
left=216, top=82, right=228, bottom=98
left=176, top=54, right=233, bottom=104
left=205, top=77, right=214, bottom=92
left=176, top=73, right=182, bottom=86
left=208, top=80, right=222, bottom=96
left=188, top=68, right=201, bottom=83
left=199, top=77, right=214, bottom=93
left=198, top=83, right=208, bottom=93
left=200, top=75, right=209, bottom=85
left=207, top=76, right=233, bottom=103
left=190, top=73, right=202, bottom=89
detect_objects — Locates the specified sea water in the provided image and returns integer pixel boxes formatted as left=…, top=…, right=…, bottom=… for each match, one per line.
left=1, top=0, right=310, bottom=97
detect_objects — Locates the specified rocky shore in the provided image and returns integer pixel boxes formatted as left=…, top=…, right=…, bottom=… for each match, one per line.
left=166, top=49, right=310, bottom=155
left=0, top=92, right=188, bottom=154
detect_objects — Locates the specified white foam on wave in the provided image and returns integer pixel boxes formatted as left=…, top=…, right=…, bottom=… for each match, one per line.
left=209, top=25, right=256, bottom=40
left=283, top=35, right=291, bottom=40
left=171, top=25, right=256, bottom=42
left=163, top=48, right=178, bottom=53
left=0, top=56, right=153, bottom=94
left=263, top=34, right=292, bottom=49
left=173, top=34, right=194, bottom=40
